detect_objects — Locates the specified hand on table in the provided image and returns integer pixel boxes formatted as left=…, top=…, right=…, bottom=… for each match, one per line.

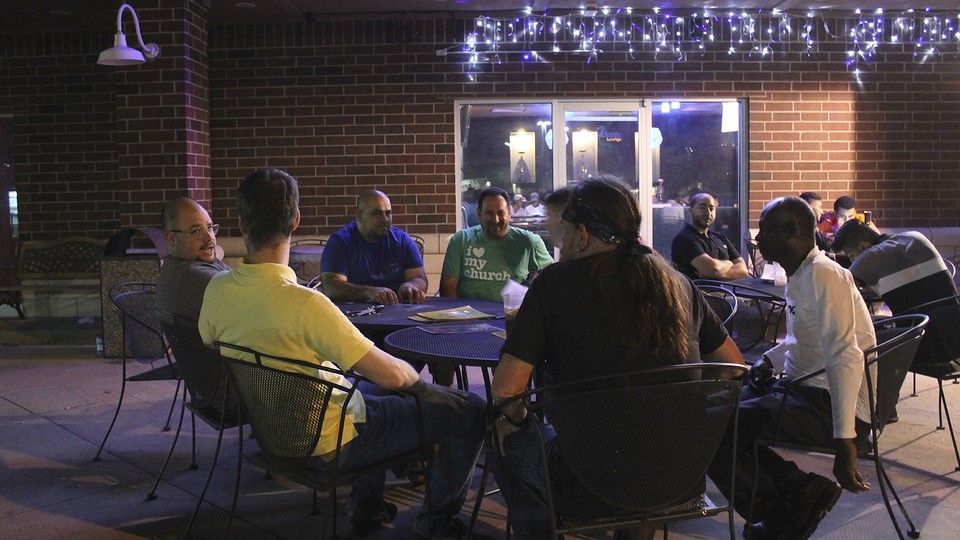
left=365, top=287, right=399, bottom=305
left=398, top=283, right=426, bottom=304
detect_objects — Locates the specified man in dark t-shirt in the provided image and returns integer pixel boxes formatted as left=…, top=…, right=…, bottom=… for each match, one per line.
left=671, top=193, right=748, bottom=281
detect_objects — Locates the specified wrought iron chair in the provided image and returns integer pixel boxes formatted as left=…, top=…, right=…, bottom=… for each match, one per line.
left=410, top=234, right=425, bottom=256
left=215, top=341, right=432, bottom=538
left=696, top=282, right=739, bottom=332
left=695, top=279, right=786, bottom=362
left=490, top=363, right=747, bottom=539
left=289, top=238, right=327, bottom=284
left=153, top=311, right=242, bottom=536
left=93, top=282, right=181, bottom=462
left=744, top=237, right=765, bottom=278
left=903, top=294, right=960, bottom=470
left=750, top=314, right=929, bottom=539
left=305, top=273, right=323, bottom=292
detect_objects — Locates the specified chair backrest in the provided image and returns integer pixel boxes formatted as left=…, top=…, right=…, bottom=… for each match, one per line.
left=903, top=294, right=960, bottom=368
left=290, top=238, right=327, bottom=248
left=158, top=311, right=232, bottom=411
left=305, top=273, right=323, bottom=292
left=409, top=234, right=425, bottom=256
left=215, top=342, right=357, bottom=467
left=744, top=238, right=764, bottom=278
left=109, top=282, right=167, bottom=363
left=696, top=283, right=738, bottom=331
left=524, top=364, right=744, bottom=514
left=696, top=280, right=785, bottom=356
left=869, top=314, right=928, bottom=429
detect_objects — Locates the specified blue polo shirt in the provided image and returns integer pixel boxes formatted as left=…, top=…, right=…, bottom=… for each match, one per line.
left=320, top=221, right=423, bottom=291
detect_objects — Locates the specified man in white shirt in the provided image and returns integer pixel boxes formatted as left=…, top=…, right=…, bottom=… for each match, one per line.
left=709, top=196, right=875, bottom=540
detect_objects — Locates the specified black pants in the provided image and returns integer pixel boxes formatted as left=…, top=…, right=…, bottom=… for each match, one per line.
left=707, top=379, right=869, bottom=522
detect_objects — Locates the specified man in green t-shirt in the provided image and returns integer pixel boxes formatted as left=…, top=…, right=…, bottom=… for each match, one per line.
left=440, top=187, right=552, bottom=302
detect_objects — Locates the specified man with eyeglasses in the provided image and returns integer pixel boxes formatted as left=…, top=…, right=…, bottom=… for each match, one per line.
left=157, top=197, right=230, bottom=320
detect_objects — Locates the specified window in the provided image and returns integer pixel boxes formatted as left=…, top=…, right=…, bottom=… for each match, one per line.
left=456, top=99, right=747, bottom=261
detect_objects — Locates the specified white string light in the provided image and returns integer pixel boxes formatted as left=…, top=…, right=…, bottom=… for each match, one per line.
left=460, top=9, right=960, bottom=78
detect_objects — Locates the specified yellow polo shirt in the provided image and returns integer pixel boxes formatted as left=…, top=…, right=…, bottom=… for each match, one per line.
left=199, top=261, right=373, bottom=456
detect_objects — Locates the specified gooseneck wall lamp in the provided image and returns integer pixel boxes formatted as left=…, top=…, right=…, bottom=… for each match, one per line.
left=97, top=3, right=160, bottom=66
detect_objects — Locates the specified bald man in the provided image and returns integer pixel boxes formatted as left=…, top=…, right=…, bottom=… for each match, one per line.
left=157, top=197, right=230, bottom=319
left=320, top=190, right=427, bottom=304
left=709, top=196, right=875, bottom=540
left=671, top=192, right=748, bottom=281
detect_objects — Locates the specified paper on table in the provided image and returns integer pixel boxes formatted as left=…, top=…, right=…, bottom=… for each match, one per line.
left=411, top=305, right=496, bottom=322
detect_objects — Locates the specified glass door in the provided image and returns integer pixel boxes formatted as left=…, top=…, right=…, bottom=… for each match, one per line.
left=556, top=102, right=650, bottom=243
left=456, top=99, right=747, bottom=262
left=650, top=100, right=744, bottom=261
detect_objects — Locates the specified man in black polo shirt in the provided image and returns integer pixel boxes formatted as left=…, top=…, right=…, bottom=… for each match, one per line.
left=671, top=192, right=748, bottom=281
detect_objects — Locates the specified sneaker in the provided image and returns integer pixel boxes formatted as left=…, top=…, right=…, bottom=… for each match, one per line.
left=781, top=473, right=843, bottom=540
left=348, top=502, right=398, bottom=537
left=743, top=518, right=787, bottom=540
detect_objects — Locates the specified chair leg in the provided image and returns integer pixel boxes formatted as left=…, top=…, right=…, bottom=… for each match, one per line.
left=190, top=411, right=199, bottom=470
left=93, top=362, right=130, bottom=462
left=184, top=415, right=229, bottom=538
left=874, top=453, right=919, bottom=539
left=161, top=379, right=182, bottom=431
left=936, top=380, right=960, bottom=471
left=223, top=423, right=243, bottom=540
left=146, top=385, right=189, bottom=501
left=911, top=372, right=917, bottom=397
left=467, top=456, right=491, bottom=538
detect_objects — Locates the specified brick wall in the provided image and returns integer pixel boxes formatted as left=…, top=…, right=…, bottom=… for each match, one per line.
left=1, top=12, right=958, bottom=243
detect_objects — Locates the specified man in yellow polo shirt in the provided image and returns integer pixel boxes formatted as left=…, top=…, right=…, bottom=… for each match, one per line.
left=199, top=168, right=486, bottom=539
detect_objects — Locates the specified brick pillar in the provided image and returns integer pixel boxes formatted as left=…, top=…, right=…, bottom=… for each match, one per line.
left=113, top=0, right=210, bottom=228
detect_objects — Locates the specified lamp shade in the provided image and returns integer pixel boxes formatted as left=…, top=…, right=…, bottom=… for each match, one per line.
left=97, top=33, right=146, bottom=66
left=97, top=4, right=160, bottom=67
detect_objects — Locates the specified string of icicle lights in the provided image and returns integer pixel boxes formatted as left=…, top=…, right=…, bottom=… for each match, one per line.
left=459, top=8, right=960, bottom=80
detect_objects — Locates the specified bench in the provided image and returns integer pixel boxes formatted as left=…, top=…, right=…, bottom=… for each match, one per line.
left=1, top=237, right=106, bottom=319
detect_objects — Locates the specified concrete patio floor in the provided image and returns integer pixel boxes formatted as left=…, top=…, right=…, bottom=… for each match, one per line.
left=1, top=341, right=959, bottom=539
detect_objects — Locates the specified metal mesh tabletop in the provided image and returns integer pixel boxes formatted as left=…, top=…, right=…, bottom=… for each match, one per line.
left=382, top=321, right=505, bottom=368
left=337, top=297, right=503, bottom=333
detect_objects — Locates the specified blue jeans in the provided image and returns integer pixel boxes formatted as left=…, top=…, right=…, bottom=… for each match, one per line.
left=492, top=421, right=616, bottom=539
left=311, top=381, right=486, bottom=534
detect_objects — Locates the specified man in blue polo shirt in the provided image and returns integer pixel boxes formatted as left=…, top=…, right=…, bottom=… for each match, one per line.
left=671, top=192, right=748, bottom=281
left=320, top=190, right=428, bottom=304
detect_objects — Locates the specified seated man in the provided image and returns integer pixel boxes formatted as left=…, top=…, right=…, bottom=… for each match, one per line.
left=542, top=188, right=571, bottom=258
left=708, top=196, right=875, bottom=540
left=799, top=191, right=829, bottom=252
left=157, top=197, right=230, bottom=319
left=832, top=219, right=957, bottom=315
left=440, top=187, right=553, bottom=301
left=199, top=169, right=486, bottom=539
left=510, top=193, right=529, bottom=218
left=156, top=197, right=235, bottom=416
left=320, top=190, right=427, bottom=304
left=821, top=195, right=880, bottom=235
left=671, top=192, right=748, bottom=281
left=523, top=192, right=546, bottom=217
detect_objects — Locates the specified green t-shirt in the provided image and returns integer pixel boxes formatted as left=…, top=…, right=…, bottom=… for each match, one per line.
left=442, top=225, right=553, bottom=301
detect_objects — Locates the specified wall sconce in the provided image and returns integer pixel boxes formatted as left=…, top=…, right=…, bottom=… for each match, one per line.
left=97, top=3, right=160, bottom=66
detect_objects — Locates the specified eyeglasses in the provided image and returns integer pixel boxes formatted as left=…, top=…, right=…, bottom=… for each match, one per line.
left=169, top=224, right=219, bottom=237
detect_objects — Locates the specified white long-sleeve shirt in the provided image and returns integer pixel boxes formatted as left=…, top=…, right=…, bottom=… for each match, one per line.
left=765, top=247, right=877, bottom=439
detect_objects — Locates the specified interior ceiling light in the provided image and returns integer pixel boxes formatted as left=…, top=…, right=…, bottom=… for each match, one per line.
left=97, top=3, right=160, bottom=66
